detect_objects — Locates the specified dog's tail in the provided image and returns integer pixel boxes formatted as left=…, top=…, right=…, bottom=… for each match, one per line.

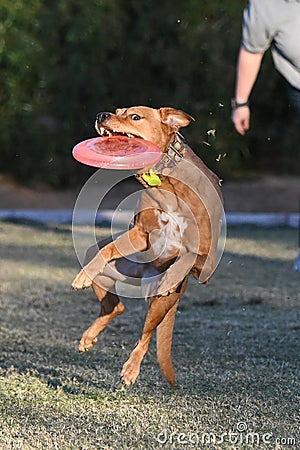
left=156, top=299, right=179, bottom=387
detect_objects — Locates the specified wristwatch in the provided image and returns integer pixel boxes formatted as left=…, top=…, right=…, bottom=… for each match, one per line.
left=231, top=98, right=250, bottom=109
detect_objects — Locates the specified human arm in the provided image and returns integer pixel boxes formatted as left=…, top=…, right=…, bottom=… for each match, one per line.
left=232, top=47, right=264, bottom=135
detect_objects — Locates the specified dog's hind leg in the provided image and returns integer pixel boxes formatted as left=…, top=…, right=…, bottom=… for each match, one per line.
left=156, top=299, right=179, bottom=387
left=78, top=276, right=125, bottom=353
left=120, top=277, right=188, bottom=387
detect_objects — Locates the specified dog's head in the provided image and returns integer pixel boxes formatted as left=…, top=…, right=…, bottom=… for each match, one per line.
left=95, top=106, right=195, bottom=151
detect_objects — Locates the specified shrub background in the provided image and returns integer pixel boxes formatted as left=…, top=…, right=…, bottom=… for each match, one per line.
left=0, top=0, right=299, bottom=187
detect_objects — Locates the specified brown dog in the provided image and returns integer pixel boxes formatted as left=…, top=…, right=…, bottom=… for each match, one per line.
left=72, top=106, right=224, bottom=387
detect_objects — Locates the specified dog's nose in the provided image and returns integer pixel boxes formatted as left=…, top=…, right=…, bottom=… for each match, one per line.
left=96, top=112, right=111, bottom=124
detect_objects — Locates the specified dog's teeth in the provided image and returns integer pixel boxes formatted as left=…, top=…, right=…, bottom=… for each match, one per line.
left=97, top=127, right=112, bottom=137
left=97, top=127, right=134, bottom=138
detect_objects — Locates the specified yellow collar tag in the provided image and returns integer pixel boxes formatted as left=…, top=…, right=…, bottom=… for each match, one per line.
left=141, top=169, right=162, bottom=186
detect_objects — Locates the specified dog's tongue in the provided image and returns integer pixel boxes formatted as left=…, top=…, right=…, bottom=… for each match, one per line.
left=72, top=135, right=162, bottom=170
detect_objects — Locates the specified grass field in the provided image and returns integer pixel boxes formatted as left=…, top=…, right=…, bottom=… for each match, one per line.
left=0, top=221, right=299, bottom=449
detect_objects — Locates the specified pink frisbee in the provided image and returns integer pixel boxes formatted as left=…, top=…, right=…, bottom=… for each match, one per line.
left=72, top=135, right=162, bottom=170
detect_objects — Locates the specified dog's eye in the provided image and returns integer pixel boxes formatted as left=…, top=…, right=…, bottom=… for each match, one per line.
left=130, top=114, right=141, bottom=121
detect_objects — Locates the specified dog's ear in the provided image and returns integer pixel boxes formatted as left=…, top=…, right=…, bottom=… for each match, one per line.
left=159, top=107, right=195, bottom=131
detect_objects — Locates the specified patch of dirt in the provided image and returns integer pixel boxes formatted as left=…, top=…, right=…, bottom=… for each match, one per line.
left=0, top=174, right=299, bottom=212
left=222, top=175, right=299, bottom=213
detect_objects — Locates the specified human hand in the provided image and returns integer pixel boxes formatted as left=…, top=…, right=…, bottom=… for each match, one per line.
left=231, top=106, right=250, bottom=135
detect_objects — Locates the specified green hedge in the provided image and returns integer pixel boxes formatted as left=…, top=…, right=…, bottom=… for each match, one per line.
left=0, top=0, right=299, bottom=187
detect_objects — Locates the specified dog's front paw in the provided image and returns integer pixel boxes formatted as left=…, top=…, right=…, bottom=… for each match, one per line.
left=72, top=269, right=93, bottom=290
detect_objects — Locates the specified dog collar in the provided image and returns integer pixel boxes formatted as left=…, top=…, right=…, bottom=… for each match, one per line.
left=167, top=132, right=185, bottom=160
left=137, top=132, right=186, bottom=187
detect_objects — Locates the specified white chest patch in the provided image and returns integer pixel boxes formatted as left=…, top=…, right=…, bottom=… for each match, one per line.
left=150, top=209, right=188, bottom=259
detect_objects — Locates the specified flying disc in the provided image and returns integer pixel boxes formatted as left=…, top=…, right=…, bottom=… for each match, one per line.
left=72, top=136, right=162, bottom=170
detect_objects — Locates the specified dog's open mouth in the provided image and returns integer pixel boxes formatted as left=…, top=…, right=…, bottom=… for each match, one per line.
left=96, top=125, right=141, bottom=140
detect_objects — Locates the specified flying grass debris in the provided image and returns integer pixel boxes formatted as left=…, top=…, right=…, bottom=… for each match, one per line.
left=216, top=153, right=227, bottom=162
left=207, top=129, right=216, bottom=137
left=202, top=129, right=216, bottom=147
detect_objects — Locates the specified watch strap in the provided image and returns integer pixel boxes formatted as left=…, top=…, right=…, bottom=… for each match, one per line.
left=231, top=98, right=250, bottom=109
